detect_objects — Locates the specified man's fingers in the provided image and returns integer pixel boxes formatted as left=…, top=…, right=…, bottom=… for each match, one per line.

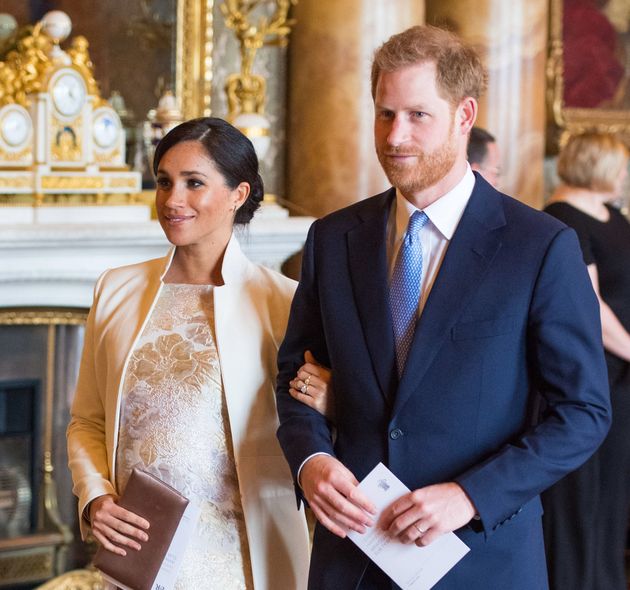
left=312, top=479, right=374, bottom=528
left=380, top=493, right=415, bottom=529
left=310, top=500, right=348, bottom=538
left=415, top=527, right=439, bottom=546
left=347, top=484, right=376, bottom=514
left=317, top=492, right=371, bottom=533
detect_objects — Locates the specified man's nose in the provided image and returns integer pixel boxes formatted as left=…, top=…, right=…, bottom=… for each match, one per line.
left=387, top=116, right=409, bottom=146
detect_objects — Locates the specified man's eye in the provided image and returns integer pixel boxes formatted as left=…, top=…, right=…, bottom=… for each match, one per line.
left=411, top=111, right=427, bottom=118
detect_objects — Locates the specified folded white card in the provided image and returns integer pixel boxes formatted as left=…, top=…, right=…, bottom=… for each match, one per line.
left=347, top=463, right=470, bottom=590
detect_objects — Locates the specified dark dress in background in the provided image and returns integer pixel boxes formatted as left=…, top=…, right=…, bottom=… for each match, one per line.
left=543, top=202, right=630, bottom=590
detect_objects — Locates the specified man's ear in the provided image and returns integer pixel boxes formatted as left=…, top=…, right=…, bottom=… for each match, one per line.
left=456, top=97, right=477, bottom=136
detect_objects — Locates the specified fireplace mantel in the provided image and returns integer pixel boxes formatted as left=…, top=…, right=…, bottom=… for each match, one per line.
left=0, top=215, right=314, bottom=308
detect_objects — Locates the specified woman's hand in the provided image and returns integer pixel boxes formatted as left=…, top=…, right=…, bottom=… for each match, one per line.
left=89, top=494, right=150, bottom=556
left=289, top=350, right=334, bottom=421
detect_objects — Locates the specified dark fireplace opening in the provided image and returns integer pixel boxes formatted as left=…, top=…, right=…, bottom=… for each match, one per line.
left=0, top=379, right=41, bottom=539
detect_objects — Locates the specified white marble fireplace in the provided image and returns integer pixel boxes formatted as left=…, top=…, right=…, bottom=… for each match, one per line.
left=0, top=211, right=314, bottom=308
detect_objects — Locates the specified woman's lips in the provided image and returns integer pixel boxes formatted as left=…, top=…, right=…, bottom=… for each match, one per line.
left=164, top=214, right=195, bottom=224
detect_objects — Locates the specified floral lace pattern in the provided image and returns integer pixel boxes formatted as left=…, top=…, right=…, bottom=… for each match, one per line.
left=116, top=284, right=253, bottom=590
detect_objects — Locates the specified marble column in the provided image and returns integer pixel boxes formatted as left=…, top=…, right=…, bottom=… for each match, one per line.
left=427, top=0, right=548, bottom=208
left=286, top=1, right=424, bottom=218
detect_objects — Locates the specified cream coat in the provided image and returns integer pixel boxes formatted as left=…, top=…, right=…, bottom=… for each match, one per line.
left=67, top=234, right=310, bottom=590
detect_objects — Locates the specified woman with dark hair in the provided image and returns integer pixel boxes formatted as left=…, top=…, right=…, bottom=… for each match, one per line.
left=67, top=118, right=312, bottom=589
left=543, top=131, right=630, bottom=590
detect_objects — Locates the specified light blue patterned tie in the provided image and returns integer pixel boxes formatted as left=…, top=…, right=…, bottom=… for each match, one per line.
left=390, top=210, right=429, bottom=377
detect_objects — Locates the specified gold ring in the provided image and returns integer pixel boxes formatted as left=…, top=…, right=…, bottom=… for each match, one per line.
left=304, top=374, right=311, bottom=387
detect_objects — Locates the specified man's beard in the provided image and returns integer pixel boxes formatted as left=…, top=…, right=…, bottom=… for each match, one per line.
left=377, top=131, right=458, bottom=196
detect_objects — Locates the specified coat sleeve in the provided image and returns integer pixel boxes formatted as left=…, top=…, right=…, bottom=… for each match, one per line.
left=276, top=221, right=336, bottom=487
left=66, top=271, right=116, bottom=540
left=455, top=227, right=611, bottom=536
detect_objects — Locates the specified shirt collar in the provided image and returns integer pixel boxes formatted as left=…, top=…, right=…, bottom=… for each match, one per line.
left=394, top=164, right=476, bottom=241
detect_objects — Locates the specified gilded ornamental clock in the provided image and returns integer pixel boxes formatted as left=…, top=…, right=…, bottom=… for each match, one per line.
left=0, top=11, right=140, bottom=199
left=46, top=67, right=90, bottom=166
left=0, top=105, right=33, bottom=167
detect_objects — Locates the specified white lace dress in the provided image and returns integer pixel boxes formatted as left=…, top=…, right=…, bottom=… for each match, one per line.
left=115, top=283, right=253, bottom=589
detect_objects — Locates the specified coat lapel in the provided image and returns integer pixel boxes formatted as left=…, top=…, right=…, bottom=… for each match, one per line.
left=347, top=189, right=397, bottom=402
left=392, top=179, right=507, bottom=417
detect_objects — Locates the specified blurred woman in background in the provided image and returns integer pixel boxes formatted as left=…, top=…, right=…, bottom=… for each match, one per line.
left=543, top=131, right=630, bottom=590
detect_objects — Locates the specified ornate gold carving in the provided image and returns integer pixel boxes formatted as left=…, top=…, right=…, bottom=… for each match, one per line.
left=40, top=176, right=105, bottom=190
left=0, top=23, right=53, bottom=107
left=0, top=176, right=31, bottom=188
left=0, top=21, right=104, bottom=108
left=108, top=176, right=138, bottom=188
left=0, top=310, right=88, bottom=326
left=50, top=116, right=83, bottom=162
left=0, top=147, right=32, bottom=161
left=35, top=568, right=105, bottom=590
left=221, top=0, right=296, bottom=118
left=0, top=549, right=54, bottom=584
left=94, top=148, right=121, bottom=164
left=67, top=36, right=100, bottom=98
left=177, top=0, right=214, bottom=118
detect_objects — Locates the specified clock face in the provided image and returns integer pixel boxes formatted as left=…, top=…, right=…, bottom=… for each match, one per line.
left=0, top=106, right=32, bottom=148
left=51, top=71, right=87, bottom=118
left=92, top=109, right=121, bottom=149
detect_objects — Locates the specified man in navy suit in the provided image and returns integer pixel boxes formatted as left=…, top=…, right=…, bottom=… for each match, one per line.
left=276, top=25, right=610, bottom=589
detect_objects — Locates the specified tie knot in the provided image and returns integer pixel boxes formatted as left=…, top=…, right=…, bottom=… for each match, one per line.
left=407, top=210, right=429, bottom=238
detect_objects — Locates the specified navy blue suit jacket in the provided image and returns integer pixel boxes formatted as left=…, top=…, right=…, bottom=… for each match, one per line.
left=276, top=175, right=611, bottom=589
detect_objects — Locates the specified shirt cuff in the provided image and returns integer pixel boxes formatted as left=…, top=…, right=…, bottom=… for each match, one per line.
left=297, top=452, right=332, bottom=489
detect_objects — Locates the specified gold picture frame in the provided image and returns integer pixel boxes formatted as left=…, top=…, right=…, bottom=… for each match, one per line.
left=547, top=0, right=630, bottom=149
left=177, top=0, right=214, bottom=119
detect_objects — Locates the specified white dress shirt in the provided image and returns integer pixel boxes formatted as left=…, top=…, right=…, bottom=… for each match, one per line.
left=297, top=166, right=477, bottom=484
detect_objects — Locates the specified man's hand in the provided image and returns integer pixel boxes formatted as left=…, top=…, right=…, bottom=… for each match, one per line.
left=380, top=482, right=476, bottom=546
left=89, top=494, right=150, bottom=556
left=300, top=455, right=376, bottom=538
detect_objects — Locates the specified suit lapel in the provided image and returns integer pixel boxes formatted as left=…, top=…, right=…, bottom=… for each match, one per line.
left=392, top=179, right=506, bottom=417
left=347, top=189, right=397, bottom=403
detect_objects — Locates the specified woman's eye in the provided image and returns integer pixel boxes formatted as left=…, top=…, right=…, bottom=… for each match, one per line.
left=156, top=178, right=170, bottom=188
left=187, top=179, right=204, bottom=188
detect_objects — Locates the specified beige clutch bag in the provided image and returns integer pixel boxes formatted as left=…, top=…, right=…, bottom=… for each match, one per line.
left=93, top=468, right=189, bottom=590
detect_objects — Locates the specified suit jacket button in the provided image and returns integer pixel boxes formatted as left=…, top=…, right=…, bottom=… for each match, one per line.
left=390, top=428, right=403, bottom=440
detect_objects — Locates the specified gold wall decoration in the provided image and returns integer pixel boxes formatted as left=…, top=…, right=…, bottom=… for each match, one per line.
left=108, top=176, right=138, bottom=188
left=547, top=0, right=630, bottom=149
left=221, top=0, right=295, bottom=118
left=94, top=148, right=121, bottom=164
left=0, top=147, right=31, bottom=162
left=177, top=0, right=214, bottom=118
left=40, top=176, right=104, bottom=190
left=0, top=176, right=31, bottom=188
left=50, top=116, right=83, bottom=163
